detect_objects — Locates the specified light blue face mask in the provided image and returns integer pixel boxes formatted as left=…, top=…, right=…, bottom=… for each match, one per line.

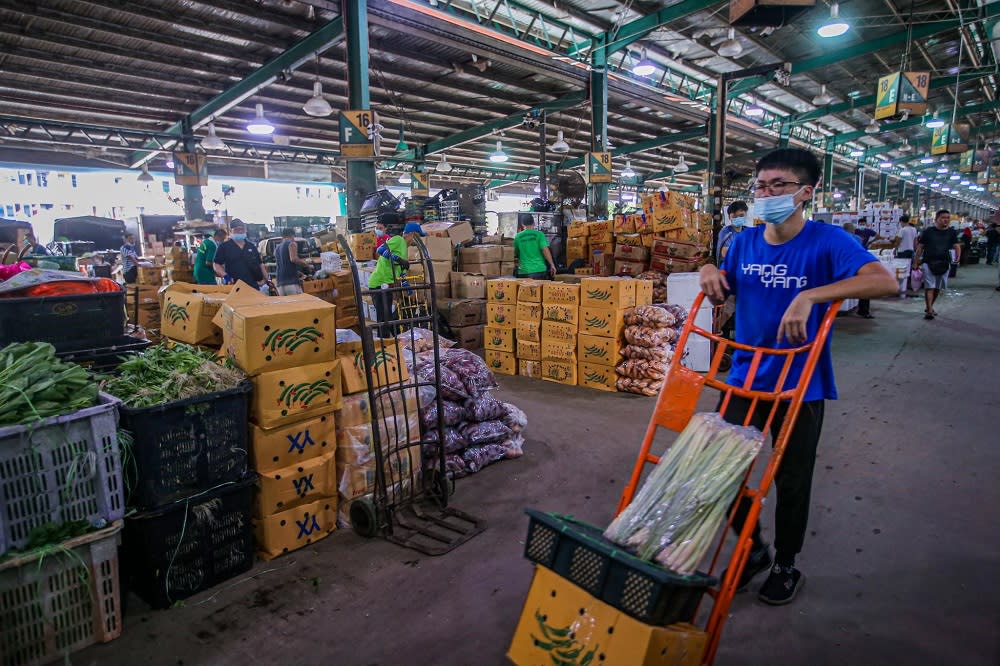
left=231, top=233, right=247, bottom=241
left=731, top=215, right=745, bottom=228
left=753, top=188, right=805, bottom=226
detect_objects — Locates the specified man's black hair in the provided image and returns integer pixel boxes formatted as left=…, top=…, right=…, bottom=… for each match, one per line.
left=936, top=209, right=950, bottom=219
left=281, top=227, right=295, bottom=238
left=756, top=148, right=821, bottom=187
left=727, top=201, right=749, bottom=216
left=521, top=217, right=535, bottom=226
left=900, top=214, right=910, bottom=223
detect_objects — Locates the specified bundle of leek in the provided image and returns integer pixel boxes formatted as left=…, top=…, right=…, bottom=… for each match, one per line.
left=604, top=412, right=763, bottom=575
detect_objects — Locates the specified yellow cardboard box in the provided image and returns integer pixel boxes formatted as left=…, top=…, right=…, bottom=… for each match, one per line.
left=518, top=359, right=542, bottom=378
left=485, top=326, right=516, bottom=352
left=336, top=412, right=420, bottom=467
left=589, top=229, right=614, bottom=244
left=508, top=566, right=708, bottom=666
left=578, top=334, right=620, bottom=367
left=541, top=360, right=576, bottom=385
left=251, top=360, right=344, bottom=429
left=541, top=338, right=577, bottom=362
left=635, top=213, right=653, bottom=234
left=541, top=320, right=576, bottom=342
left=516, top=319, right=541, bottom=343
left=580, top=277, right=636, bottom=310
left=215, top=282, right=336, bottom=375
left=337, top=445, right=420, bottom=500
left=616, top=233, right=643, bottom=247
left=580, top=306, right=629, bottom=338
left=254, top=498, right=337, bottom=561
left=516, top=280, right=544, bottom=303
left=634, top=279, right=654, bottom=305
left=485, top=350, right=517, bottom=376
left=516, top=302, right=543, bottom=322
left=516, top=340, right=540, bottom=360
left=578, top=362, right=619, bottom=392
left=336, top=388, right=418, bottom=430
left=541, top=302, right=579, bottom=325
left=348, top=232, right=377, bottom=261
left=587, top=220, right=612, bottom=235
left=566, top=221, right=589, bottom=237
left=614, top=214, right=636, bottom=234
left=336, top=340, right=410, bottom=395
left=486, top=278, right=520, bottom=303
left=250, top=412, right=336, bottom=474
left=542, top=282, right=580, bottom=305
left=256, top=451, right=337, bottom=516
left=567, top=236, right=589, bottom=262
left=160, top=283, right=232, bottom=346
left=486, top=303, right=516, bottom=328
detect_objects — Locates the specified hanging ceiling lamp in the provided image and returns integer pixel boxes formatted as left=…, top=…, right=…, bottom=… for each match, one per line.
left=550, top=130, right=570, bottom=154
left=745, top=101, right=765, bottom=117
left=673, top=154, right=689, bottom=174
left=303, top=81, right=334, bottom=117
left=489, top=140, right=508, bottom=163
left=919, top=155, right=935, bottom=164
left=849, top=148, right=865, bottom=157
left=201, top=122, right=226, bottom=150
left=898, top=138, right=913, bottom=153
left=136, top=164, right=154, bottom=183
left=879, top=160, right=892, bottom=168
left=622, top=160, right=637, bottom=178
left=247, top=103, right=275, bottom=135
left=395, top=128, right=410, bottom=153
left=817, top=3, right=850, bottom=38
left=435, top=154, right=453, bottom=173
left=633, top=49, right=656, bottom=77
left=925, top=111, right=946, bottom=129
left=717, top=28, right=742, bottom=58
left=398, top=172, right=412, bottom=185
left=812, top=84, right=834, bottom=106
left=865, top=119, right=880, bottom=134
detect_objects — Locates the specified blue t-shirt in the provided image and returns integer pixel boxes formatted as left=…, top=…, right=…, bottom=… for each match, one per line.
left=721, top=221, right=877, bottom=401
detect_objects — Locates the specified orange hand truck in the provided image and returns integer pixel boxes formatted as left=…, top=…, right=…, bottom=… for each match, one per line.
left=616, top=291, right=842, bottom=666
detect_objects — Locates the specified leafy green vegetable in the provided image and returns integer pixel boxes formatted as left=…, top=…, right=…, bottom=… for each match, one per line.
left=0, top=342, right=98, bottom=425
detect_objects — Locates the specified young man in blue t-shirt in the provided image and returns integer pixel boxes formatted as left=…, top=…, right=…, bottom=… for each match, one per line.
left=699, top=148, right=897, bottom=605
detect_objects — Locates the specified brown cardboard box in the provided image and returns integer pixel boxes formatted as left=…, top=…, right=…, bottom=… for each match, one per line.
left=336, top=413, right=420, bottom=466
left=567, top=236, right=589, bottom=262
left=541, top=320, right=576, bottom=342
left=421, top=221, right=454, bottom=238
left=348, top=232, right=377, bottom=261
left=486, top=303, right=516, bottom=328
left=542, top=282, right=580, bottom=305
left=301, top=277, right=335, bottom=296
left=516, top=280, right=544, bottom=303
left=635, top=215, right=653, bottom=235
left=160, top=283, right=231, bottom=346
left=459, top=245, right=503, bottom=264
left=255, top=499, right=336, bottom=560
left=553, top=274, right=583, bottom=284
left=451, top=324, right=484, bottom=350
left=519, top=359, right=542, bottom=378
left=256, top=451, right=337, bottom=516
left=650, top=255, right=701, bottom=274
left=634, top=279, right=654, bottom=305
left=487, top=278, right=520, bottom=303
left=485, top=326, right=516, bottom=352
left=125, top=284, right=161, bottom=306
left=251, top=360, right=344, bottom=429
left=216, top=284, right=336, bottom=375
left=541, top=338, right=577, bottom=362
left=614, top=260, right=648, bottom=277
left=578, top=334, right=620, bottom=367
left=591, top=242, right=614, bottom=256
left=541, top=360, right=576, bottom=385
left=337, top=389, right=418, bottom=429
left=422, top=235, right=454, bottom=261
left=592, top=251, right=615, bottom=277
left=433, top=283, right=451, bottom=302
left=437, top=298, right=485, bottom=326
left=589, top=229, right=614, bottom=244
left=651, top=238, right=703, bottom=259
left=484, top=350, right=517, bottom=376
left=566, top=221, right=589, bottom=237
left=580, top=306, right=629, bottom=338
left=516, top=319, right=541, bottom=343
left=578, top=363, right=619, bottom=392
left=337, top=445, right=420, bottom=501
left=459, top=262, right=500, bottom=278
left=501, top=246, right=516, bottom=262
left=500, top=261, right=517, bottom=276
left=446, top=221, right=474, bottom=246
left=429, top=260, right=451, bottom=284
left=614, top=215, right=636, bottom=234
left=450, top=272, right=487, bottom=299
left=580, top=278, right=636, bottom=310
left=130, top=306, right=161, bottom=330
left=516, top=340, right=540, bottom=360
left=587, top=220, right=612, bottom=236
left=250, top=412, right=336, bottom=474
left=616, top=233, right=643, bottom=247
left=336, top=339, right=410, bottom=394
left=615, top=244, right=650, bottom=261
left=137, top=266, right=163, bottom=286
left=516, top=302, right=542, bottom=322
left=541, top=302, right=578, bottom=325
left=574, top=268, right=593, bottom=275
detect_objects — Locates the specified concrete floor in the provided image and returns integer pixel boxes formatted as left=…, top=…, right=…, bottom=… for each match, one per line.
left=80, top=264, right=1000, bottom=666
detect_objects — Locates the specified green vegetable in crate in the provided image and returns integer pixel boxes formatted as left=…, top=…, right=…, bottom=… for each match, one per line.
left=0, top=342, right=99, bottom=425
left=102, top=342, right=246, bottom=408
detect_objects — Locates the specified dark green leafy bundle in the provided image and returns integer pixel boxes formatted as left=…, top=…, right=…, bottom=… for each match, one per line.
left=0, top=342, right=99, bottom=425
left=103, top=342, right=246, bottom=407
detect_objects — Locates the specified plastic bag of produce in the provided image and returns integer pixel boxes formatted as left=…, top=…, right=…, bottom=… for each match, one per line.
left=423, top=426, right=470, bottom=454
left=662, top=304, right=688, bottom=324
left=636, top=270, right=665, bottom=287
left=462, top=443, right=507, bottom=473
left=416, top=361, right=469, bottom=401
left=465, top=392, right=507, bottom=422
left=501, top=402, right=527, bottom=433
left=615, top=376, right=663, bottom=396
left=460, top=419, right=511, bottom=447
left=624, top=325, right=675, bottom=348
left=442, top=348, right=499, bottom=395
left=624, top=305, right=676, bottom=328
left=443, top=453, right=468, bottom=479
left=616, top=358, right=667, bottom=381
left=419, top=399, right=467, bottom=430
left=620, top=344, right=674, bottom=362
left=502, top=433, right=525, bottom=458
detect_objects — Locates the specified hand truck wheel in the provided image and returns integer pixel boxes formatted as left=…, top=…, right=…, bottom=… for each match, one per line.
left=718, top=352, right=732, bottom=373
left=425, top=468, right=451, bottom=505
left=350, top=497, right=380, bottom=538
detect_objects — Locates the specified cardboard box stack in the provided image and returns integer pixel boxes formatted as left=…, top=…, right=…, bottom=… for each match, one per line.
left=159, top=282, right=231, bottom=348
left=438, top=296, right=485, bottom=350
left=126, top=284, right=162, bottom=336
left=515, top=279, right=543, bottom=378
left=484, top=278, right=519, bottom=376
left=641, top=191, right=711, bottom=275
left=330, top=270, right=359, bottom=331
left=540, top=282, right=580, bottom=385
left=163, top=247, right=195, bottom=284
left=577, top=277, right=635, bottom=392
left=457, top=244, right=503, bottom=278
left=215, top=283, right=343, bottom=559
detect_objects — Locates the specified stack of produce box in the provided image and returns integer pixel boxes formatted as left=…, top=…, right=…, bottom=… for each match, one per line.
left=216, top=284, right=343, bottom=560
left=335, top=336, right=420, bottom=529
left=576, top=277, right=635, bottom=392
left=612, top=214, right=651, bottom=276
left=126, top=282, right=162, bottom=334
left=301, top=275, right=335, bottom=301
left=158, top=282, right=231, bottom=350
left=515, top=280, right=544, bottom=377
left=540, top=282, right=580, bottom=385
left=457, top=244, right=503, bottom=278
left=163, top=246, right=195, bottom=284
left=642, top=191, right=711, bottom=275
left=347, top=232, right=376, bottom=261
left=566, top=221, right=589, bottom=265
left=484, top=278, right=519, bottom=376
left=423, top=234, right=455, bottom=301
left=331, top=269, right=359, bottom=331
left=439, top=272, right=486, bottom=350
left=587, top=220, right=615, bottom=276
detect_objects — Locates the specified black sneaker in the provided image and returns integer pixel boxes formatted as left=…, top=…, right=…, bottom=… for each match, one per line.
left=727, top=546, right=772, bottom=593
left=758, top=564, right=804, bottom=605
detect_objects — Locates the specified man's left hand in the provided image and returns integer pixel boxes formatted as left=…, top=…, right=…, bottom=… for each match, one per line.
left=777, top=292, right=813, bottom=345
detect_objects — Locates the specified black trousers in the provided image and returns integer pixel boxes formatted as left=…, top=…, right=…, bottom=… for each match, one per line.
left=857, top=299, right=871, bottom=316
left=372, top=290, right=395, bottom=338
left=718, top=396, right=826, bottom=566
left=518, top=270, right=551, bottom=280
left=124, top=266, right=137, bottom=284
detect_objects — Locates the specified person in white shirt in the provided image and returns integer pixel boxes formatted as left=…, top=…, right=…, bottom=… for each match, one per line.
left=896, top=215, right=917, bottom=259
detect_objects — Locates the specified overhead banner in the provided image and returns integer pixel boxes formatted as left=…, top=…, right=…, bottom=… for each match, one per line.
left=874, top=71, right=930, bottom=120
left=587, top=152, right=612, bottom=184
left=411, top=170, right=429, bottom=197
left=339, top=109, right=380, bottom=159
left=930, top=123, right=969, bottom=155
left=172, top=151, right=208, bottom=186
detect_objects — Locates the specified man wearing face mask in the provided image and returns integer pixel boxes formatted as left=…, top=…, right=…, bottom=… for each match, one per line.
left=717, top=200, right=749, bottom=263
left=699, top=149, right=897, bottom=606
left=213, top=219, right=268, bottom=288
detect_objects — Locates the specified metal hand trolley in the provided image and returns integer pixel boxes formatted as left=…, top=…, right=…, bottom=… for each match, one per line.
left=615, top=290, right=842, bottom=664
left=339, top=234, right=483, bottom=555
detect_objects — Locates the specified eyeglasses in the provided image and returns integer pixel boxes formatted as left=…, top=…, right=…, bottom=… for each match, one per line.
left=751, top=180, right=804, bottom=195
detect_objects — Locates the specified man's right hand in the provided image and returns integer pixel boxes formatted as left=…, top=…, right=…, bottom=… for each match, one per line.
left=699, top=264, right=730, bottom=305
left=397, top=259, right=410, bottom=271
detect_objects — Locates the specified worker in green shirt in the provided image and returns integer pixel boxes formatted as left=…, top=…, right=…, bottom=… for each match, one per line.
left=368, top=222, right=424, bottom=336
left=514, top=217, right=556, bottom=279
left=194, top=228, right=226, bottom=285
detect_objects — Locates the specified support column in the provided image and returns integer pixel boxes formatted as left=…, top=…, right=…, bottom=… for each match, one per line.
left=822, top=146, right=834, bottom=209
left=180, top=121, right=206, bottom=221
left=344, top=0, right=376, bottom=230
left=538, top=110, right=548, bottom=201
left=911, top=184, right=920, bottom=212
left=778, top=121, right=791, bottom=148
left=708, top=78, right=726, bottom=258
left=590, top=38, right=609, bottom=218
left=896, top=179, right=906, bottom=206
left=878, top=172, right=889, bottom=201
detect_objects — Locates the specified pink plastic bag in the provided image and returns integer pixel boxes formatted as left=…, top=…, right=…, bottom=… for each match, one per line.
left=910, top=267, right=924, bottom=288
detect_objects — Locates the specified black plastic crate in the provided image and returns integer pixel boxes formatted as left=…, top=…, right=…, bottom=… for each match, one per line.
left=524, top=509, right=716, bottom=626
left=123, top=478, right=255, bottom=609
left=117, top=382, right=252, bottom=509
left=0, top=289, right=125, bottom=351
left=55, top=335, right=151, bottom=372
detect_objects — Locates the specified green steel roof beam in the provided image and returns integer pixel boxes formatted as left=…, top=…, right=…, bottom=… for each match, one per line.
left=567, top=0, right=721, bottom=57
left=831, top=101, right=1000, bottom=145
left=129, top=15, right=345, bottom=169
